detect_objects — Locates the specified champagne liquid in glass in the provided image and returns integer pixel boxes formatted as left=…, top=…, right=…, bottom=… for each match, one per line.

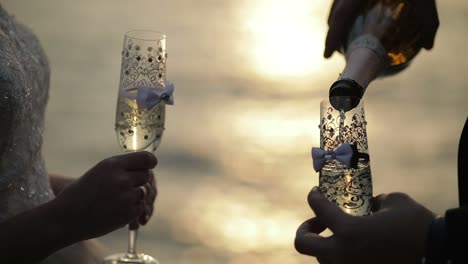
left=318, top=100, right=373, bottom=216
left=319, top=160, right=373, bottom=216
left=115, top=95, right=165, bottom=153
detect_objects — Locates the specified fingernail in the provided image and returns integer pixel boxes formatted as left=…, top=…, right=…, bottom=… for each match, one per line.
left=312, top=186, right=319, bottom=192
left=145, top=214, right=150, bottom=222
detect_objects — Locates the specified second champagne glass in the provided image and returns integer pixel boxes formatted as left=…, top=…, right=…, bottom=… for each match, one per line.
left=315, top=97, right=373, bottom=216
left=104, top=30, right=172, bottom=264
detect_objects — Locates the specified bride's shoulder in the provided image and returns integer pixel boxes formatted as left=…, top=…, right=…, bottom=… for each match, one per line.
left=0, top=4, right=50, bottom=88
left=0, top=5, right=50, bottom=197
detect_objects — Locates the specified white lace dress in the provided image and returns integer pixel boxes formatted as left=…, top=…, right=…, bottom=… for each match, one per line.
left=0, top=5, right=104, bottom=263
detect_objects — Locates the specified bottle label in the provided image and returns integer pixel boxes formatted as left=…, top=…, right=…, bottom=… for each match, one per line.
left=346, top=34, right=388, bottom=66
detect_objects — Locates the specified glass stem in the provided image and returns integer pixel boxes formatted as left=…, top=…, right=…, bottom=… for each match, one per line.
left=127, top=227, right=138, bottom=258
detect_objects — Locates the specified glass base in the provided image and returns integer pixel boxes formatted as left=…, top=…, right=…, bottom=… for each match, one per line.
left=103, top=253, right=159, bottom=264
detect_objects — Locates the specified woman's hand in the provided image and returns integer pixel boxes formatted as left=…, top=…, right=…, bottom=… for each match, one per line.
left=51, top=151, right=158, bottom=241
left=295, top=187, right=436, bottom=264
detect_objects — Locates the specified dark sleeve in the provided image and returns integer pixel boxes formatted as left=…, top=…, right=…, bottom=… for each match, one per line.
left=459, top=117, right=468, bottom=206
left=445, top=207, right=468, bottom=262
left=424, top=207, right=468, bottom=263
left=425, top=118, right=468, bottom=263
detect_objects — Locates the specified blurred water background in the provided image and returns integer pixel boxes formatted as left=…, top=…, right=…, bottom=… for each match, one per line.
left=2, top=0, right=467, bottom=263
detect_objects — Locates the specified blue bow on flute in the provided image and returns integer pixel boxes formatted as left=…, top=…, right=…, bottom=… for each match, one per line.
left=136, top=82, right=174, bottom=111
left=311, top=143, right=355, bottom=172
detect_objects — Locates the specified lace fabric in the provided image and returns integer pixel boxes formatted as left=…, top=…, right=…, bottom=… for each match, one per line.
left=0, top=4, right=53, bottom=222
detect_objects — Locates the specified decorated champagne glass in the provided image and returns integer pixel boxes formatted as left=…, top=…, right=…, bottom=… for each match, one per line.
left=103, top=30, right=173, bottom=264
left=312, top=97, right=372, bottom=216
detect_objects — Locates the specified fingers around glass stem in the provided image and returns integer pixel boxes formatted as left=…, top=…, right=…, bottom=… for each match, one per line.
left=135, top=171, right=156, bottom=226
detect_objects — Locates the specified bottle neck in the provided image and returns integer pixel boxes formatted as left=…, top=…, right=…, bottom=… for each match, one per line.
left=328, top=79, right=363, bottom=111
left=338, top=34, right=388, bottom=94
left=341, top=48, right=384, bottom=91
left=328, top=35, right=388, bottom=111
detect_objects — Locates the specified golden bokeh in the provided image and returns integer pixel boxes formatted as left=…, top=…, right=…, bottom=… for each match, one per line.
left=245, top=0, right=328, bottom=77
left=2, top=0, right=466, bottom=263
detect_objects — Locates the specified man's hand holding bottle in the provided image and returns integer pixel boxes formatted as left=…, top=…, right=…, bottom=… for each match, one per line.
left=324, top=0, right=439, bottom=58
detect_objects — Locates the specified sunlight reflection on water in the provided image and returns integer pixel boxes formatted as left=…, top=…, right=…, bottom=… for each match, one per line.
left=233, top=105, right=319, bottom=153
left=177, top=182, right=299, bottom=252
left=2, top=0, right=467, bottom=263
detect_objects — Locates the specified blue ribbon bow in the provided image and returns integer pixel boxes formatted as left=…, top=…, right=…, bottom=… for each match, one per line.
left=136, top=82, right=174, bottom=111
left=311, top=143, right=355, bottom=172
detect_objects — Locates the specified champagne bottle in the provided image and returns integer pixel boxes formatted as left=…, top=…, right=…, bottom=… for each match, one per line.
left=329, top=0, right=422, bottom=111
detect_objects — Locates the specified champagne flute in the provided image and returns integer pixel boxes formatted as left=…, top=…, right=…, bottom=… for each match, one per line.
left=316, top=97, right=373, bottom=216
left=104, top=30, right=171, bottom=264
